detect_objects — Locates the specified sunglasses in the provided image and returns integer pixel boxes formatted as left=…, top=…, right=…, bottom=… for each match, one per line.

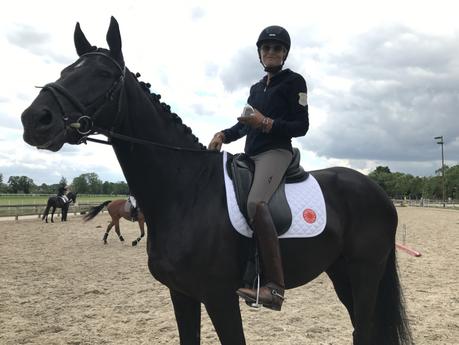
left=260, top=44, right=285, bottom=53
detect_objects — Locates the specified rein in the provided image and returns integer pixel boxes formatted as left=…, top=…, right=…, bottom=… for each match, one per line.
left=40, top=52, right=213, bottom=153
left=37, top=52, right=126, bottom=135
left=91, top=127, right=212, bottom=153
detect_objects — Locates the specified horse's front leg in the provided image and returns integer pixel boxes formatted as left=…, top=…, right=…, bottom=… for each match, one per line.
left=170, top=289, right=201, bottom=345
left=203, top=289, right=246, bottom=345
left=132, top=219, right=146, bottom=246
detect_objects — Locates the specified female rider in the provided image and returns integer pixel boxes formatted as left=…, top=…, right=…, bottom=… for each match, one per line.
left=209, top=25, right=309, bottom=311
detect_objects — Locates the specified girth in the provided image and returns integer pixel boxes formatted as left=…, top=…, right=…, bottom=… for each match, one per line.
left=226, top=148, right=308, bottom=235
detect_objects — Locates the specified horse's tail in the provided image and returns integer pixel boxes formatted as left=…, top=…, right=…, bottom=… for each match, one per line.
left=83, top=200, right=111, bottom=222
left=42, top=200, right=51, bottom=220
left=373, top=248, right=413, bottom=345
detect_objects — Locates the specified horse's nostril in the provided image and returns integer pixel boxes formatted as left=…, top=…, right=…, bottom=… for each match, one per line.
left=38, top=109, right=53, bottom=126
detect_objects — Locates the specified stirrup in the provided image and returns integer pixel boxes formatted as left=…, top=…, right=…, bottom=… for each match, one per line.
left=249, top=274, right=262, bottom=309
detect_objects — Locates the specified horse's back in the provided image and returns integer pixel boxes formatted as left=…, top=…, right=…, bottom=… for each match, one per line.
left=107, top=199, right=127, bottom=215
left=312, top=167, right=397, bottom=259
left=311, top=166, right=394, bottom=211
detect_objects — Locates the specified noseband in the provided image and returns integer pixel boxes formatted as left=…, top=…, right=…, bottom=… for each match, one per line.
left=38, top=52, right=211, bottom=153
left=39, top=52, right=125, bottom=137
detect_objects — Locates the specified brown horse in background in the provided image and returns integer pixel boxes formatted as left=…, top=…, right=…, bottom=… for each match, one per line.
left=83, top=199, right=146, bottom=246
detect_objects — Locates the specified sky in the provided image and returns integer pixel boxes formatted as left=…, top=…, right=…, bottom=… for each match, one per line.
left=1, top=0, right=458, bottom=185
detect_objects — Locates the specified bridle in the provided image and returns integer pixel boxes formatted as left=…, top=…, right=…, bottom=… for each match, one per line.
left=39, top=51, right=211, bottom=153
left=39, top=51, right=125, bottom=139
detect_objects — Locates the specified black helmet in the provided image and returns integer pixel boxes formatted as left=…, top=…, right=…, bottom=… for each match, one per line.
left=256, top=26, right=291, bottom=72
left=256, top=25, right=291, bottom=52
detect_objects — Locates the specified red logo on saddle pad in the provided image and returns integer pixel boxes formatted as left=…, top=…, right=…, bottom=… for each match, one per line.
left=303, top=208, right=316, bottom=224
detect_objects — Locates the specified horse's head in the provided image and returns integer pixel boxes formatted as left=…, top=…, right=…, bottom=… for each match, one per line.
left=68, top=191, right=78, bottom=203
left=21, top=17, right=125, bottom=151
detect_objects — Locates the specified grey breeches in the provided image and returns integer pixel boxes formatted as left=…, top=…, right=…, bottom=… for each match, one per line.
left=247, top=148, right=293, bottom=221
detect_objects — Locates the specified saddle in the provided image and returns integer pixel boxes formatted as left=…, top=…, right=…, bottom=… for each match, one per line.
left=58, top=195, right=69, bottom=204
left=226, top=148, right=308, bottom=236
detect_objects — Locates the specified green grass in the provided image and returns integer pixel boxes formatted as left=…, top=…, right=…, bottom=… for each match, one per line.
left=0, top=194, right=127, bottom=218
left=0, top=194, right=126, bottom=206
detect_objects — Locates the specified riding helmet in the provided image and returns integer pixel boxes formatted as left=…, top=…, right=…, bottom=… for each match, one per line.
left=256, top=25, right=291, bottom=52
left=256, top=25, right=291, bottom=71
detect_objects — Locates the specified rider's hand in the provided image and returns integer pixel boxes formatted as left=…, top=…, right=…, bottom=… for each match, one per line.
left=237, top=109, right=273, bottom=133
left=208, top=132, right=225, bottom=151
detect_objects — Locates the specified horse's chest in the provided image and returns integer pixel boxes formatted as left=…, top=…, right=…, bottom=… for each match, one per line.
left=147, top=252, right=204, bottom=294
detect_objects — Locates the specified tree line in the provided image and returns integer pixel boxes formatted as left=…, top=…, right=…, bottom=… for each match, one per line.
left=368, top=164, right=459, bottom=200
left=0, top=172, right=129, bottom=195
left=1, top=164, right=458, bottom=200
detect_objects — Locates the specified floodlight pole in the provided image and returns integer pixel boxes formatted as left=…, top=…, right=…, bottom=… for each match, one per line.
left=434, top=136, right=446, bottom=207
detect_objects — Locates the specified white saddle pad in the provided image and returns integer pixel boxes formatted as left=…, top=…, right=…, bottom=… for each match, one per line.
left=223, top=151, right=326, bottom=239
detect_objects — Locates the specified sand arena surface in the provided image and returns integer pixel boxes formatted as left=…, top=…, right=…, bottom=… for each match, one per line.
left=0, top=207, right=458, bottom=344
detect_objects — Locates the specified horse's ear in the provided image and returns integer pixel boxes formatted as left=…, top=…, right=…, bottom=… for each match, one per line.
left=74, top=22, right=94, bottom=56
left=106, top=16, right=123, bottom=63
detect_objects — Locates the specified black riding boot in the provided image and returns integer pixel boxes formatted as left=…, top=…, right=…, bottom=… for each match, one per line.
left=236, top=202, right=285, bottom=311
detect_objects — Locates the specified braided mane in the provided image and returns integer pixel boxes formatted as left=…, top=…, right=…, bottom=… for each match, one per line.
left=132, top=72, right=207, bottom=150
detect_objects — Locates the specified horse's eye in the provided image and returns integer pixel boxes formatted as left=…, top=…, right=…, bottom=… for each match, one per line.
left=99, top=70, right=112, bottom=78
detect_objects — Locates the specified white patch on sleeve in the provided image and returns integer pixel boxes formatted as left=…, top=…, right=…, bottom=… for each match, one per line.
left=298, top=92, right=308, bottom=106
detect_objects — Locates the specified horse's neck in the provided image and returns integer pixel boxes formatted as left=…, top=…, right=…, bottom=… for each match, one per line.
left=122, top=72, right=203, bottom=150
left=112, top=73, right=222, bottom=226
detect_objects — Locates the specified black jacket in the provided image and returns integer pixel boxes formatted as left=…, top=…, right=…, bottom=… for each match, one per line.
left=57, top=187, right=67, bottom=197
left=222, top=69, right=309, bottom=156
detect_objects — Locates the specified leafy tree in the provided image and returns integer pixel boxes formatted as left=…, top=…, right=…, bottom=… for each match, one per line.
left=410, top=176, right=425, bottom=199
left=102, top=181, right=112, bottom=194
left=0, top=173, right=5, bottom=192
left=375, top=166, right=391, bottom=174
left=7, top=176, right=35, bottom=194
left=435, top=164, right=450, bottom=176
left=72, top=173, right=103, bottom=194
left=72, top=174, right=89, bottom=193
left=112, top=181, right=129, bottom=194
left=445, top=165, right=459, bottom=200
left=100, top=181, right=129, bottom=194
left=369, top=166, right=394, bottom=195
left=35, top=183, right=54, bottom=194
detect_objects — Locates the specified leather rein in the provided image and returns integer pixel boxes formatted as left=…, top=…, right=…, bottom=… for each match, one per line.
left=39, top=52, right=208, bottom=153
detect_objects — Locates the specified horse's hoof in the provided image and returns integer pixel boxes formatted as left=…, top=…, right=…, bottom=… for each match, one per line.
left=119, top=236, right=125, bottom=242
left=103, top=241, right=108, bottom=245
left=132, top=241, right=137, bottom=246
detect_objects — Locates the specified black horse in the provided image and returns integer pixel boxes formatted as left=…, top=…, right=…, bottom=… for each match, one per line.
left=42, top=191, right=78, bottom=223
left=21, top=18, right=413, bottom=345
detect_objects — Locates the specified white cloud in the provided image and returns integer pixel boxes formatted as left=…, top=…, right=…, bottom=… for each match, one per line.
left=2, top=0, right=459, bottom=184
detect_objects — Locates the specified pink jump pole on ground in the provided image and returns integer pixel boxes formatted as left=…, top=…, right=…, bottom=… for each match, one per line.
left=396, top=243, right=422, bottom=257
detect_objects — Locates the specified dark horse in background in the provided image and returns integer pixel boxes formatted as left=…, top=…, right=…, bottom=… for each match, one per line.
left=21, top=18, right=413, bottom=345
left=83, top=199, right=146, bottom=246
left=42, top=191, right=78, bottom=223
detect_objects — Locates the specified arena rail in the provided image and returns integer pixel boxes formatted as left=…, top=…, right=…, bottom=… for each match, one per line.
left=395, top=243, right=422, bottom=257
left=392, top=198, right=459, bottom=209
left=0, top=202, right=103, bottom=220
